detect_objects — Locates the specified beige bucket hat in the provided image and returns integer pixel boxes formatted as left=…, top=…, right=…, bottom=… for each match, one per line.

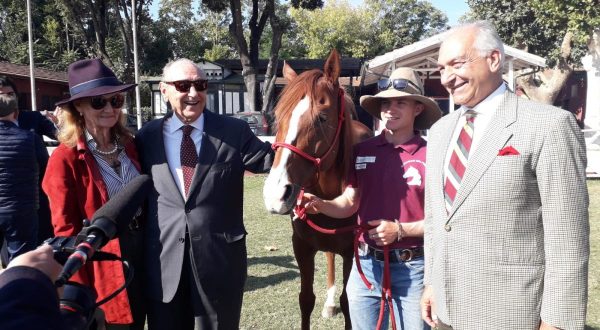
left=360, top=67, right=442, bottom=130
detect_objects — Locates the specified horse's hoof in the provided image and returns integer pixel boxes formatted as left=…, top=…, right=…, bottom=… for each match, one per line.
left=321, top=305, right=337, bottom=318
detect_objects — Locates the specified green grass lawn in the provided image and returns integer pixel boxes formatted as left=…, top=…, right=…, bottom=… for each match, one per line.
left=241, top=175, right=347, bottom=329
left=241, top=176, right=600, bottom=329
left=587, top=180, right=600, bottom=329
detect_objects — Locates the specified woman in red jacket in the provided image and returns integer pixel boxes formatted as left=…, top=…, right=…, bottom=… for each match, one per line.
left=42, top=59, right=144, bottom=329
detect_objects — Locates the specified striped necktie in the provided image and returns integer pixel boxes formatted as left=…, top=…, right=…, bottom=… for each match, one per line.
left=181, top=125, right=198, bottom=197
left=444, top=111, right=476, bottom=212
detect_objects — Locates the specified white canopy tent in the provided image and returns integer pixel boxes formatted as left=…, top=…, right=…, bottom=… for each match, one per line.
left=362, top=30, right=547, bottom=113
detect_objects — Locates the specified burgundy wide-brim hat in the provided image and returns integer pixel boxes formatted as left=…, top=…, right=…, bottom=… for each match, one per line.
left=56, top=59, right=136, bottom=106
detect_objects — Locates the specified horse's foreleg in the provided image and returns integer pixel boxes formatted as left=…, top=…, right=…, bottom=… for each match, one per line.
left=340, top=253, right=353, bottom=330
left=293, top=236, right=317, bottom=330
left=322, top=252, right=337, bottom=318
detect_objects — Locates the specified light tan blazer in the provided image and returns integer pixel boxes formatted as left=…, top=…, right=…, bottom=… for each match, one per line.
left=424, top=91, right=589, bottom=330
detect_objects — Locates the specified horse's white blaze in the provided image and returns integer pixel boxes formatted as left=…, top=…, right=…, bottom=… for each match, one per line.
left=263, top=96, right=310, bottom=214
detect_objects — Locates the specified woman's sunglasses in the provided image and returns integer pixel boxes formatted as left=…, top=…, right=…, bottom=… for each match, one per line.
left=164, top=79, right=208, bottom=93
left=377, top=78, right=423, bottom=94
left=89, top=94, right=125, bottom=110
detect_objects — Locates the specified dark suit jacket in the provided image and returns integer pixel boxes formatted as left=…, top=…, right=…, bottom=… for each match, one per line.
left=0, top=266, right=64, bottom=329
left=135, top=110, right=273, bottom=307
left=17, top=110, right=56, bottom=243
left=18, top=110, right=57, bottom=141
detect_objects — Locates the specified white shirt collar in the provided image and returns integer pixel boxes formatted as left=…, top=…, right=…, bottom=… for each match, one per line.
left=165, top=111, right=205, bottom=134
left=459, top=83, right=507, bottom=116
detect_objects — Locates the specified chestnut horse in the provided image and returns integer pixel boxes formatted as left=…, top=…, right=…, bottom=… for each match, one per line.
left=263, top=50, right=371, bottom=329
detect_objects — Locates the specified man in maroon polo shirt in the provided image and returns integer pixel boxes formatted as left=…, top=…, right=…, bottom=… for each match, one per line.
left=303, top=67, right=441, bottom=330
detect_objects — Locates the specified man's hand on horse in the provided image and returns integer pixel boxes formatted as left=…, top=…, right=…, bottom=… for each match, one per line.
left=367, top=219, right=403, bottom=246
left=302, top=193, right=324, bottom=214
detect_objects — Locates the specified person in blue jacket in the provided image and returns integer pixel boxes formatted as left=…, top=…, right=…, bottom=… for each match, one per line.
left=0, top=84, right=47, bottom=262
left=0, top=76, right=56, bottom=247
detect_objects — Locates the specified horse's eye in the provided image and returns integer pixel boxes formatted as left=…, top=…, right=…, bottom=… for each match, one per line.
left=318, top=98, right=326, bottom=105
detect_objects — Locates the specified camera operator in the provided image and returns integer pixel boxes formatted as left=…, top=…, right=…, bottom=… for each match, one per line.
left=0, top=245, right=64, bottom=329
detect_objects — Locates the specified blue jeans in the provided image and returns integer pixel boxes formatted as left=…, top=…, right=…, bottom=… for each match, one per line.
left=0, top=209, right=38, bottom=263
left=346, top=250, right=429, bottom=330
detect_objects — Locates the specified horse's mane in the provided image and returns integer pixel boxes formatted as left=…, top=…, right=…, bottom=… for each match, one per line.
left=336, top=91, right=355, bottom=191
left=274, top=69, right=355, bottom=194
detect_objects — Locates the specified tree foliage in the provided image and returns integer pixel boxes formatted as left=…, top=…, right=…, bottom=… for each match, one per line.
left=468, top=0, right=599, bottom=67
left=0, top=0, right=450, bottom=110
left=367, top=0, right=448, bottom=51
left=201, top=0, right=322, bottom=112
left=289, top=0, right=447, bottom=59
left=290, top=0, right=376, bottom=58
left=529, top=0, right=600, bottom=66
left=198, top=7, right=237, bottom=61
left=467, top=0, right=600, bottom=103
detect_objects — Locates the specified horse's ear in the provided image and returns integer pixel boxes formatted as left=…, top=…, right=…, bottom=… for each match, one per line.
left=324, top=49, right=341, bottom=84
left=282, top=61, right=297, bottom=82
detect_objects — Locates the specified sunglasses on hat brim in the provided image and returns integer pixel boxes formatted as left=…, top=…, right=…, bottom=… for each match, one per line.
left=164, top=79, right=208, bottom=93
left=89, top=94, right=125, bottom=110
left=377, top=78, right=423, bottom=95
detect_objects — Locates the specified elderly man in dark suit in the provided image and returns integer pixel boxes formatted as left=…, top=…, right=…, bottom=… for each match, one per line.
left=421, top=21, right=589, bottom=330
left=136, top=59, right=273, bottom=330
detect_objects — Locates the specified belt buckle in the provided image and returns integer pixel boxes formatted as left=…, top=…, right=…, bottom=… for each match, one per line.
left=358, top=242, right=369, bottom=256
left=399, top=249, right=414, bottom=262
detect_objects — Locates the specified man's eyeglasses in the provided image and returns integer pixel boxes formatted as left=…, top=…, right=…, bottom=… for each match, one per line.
left=164, top=79, right=208, bottom=93
left=377, top=78, right=422, bottom=94
left=89, top=94, right=125, bottom=110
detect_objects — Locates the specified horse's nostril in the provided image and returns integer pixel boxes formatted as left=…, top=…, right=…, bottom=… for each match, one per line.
left=282, top=184, right=293, bottom=202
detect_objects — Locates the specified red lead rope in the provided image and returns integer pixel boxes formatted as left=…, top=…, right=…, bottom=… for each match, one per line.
left=293, top=189, right=397, bottom=330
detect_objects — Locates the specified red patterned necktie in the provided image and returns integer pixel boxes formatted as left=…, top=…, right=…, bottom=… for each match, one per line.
left=180, top=125, right=198, bottom=196
left=444, top=111, right=476, bottom=212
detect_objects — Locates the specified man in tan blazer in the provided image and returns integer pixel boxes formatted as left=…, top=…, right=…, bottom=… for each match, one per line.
left=420, top=21, right=589, bottom=330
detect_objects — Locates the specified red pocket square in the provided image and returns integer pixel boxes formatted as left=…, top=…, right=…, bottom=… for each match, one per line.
left=498, top=146, right=520, bottom=156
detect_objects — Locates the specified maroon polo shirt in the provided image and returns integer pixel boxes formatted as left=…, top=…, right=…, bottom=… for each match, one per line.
left=347, top=132, right=426, bottom=249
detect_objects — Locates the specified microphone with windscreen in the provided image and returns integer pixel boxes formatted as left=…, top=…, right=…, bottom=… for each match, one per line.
left=54, top=174, right=152, bottom=287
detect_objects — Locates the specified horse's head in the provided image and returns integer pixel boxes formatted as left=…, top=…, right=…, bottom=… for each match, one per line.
left=264, top=50, right=354, bottom=214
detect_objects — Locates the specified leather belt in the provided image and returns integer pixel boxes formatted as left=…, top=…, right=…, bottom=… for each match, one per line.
left=359, top=242, right=424, bottom=262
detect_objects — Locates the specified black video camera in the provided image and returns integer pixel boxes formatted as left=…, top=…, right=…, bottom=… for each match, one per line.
left=41, top=174, right=151, bottom=330
left=44, top=221, right=134, bottom=330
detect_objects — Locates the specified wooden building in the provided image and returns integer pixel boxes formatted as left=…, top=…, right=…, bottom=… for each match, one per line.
left=0, top=62, right=68, bottom=111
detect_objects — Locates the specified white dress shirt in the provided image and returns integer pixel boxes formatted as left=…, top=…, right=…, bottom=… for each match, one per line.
left=163, top=113, right=205, bottom=199
left=444, top=84, right=507, bottom=180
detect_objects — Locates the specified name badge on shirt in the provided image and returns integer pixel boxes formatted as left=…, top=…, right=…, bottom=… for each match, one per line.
left=356, top=156, right=376, bottom=163
left=355, top=156, right=375, bottom=170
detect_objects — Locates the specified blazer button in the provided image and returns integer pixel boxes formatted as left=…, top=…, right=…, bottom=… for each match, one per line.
left=178, top=237, right=185, bottom=243
left=185, top=208, right=191, bottom=214
left=444, top=224, right=452, bottom=232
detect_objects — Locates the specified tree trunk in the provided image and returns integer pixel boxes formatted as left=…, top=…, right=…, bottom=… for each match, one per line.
left=261, top=14, right=284, bottom=116
left=59, top=0, right=114, bottom=66
left=116, top=0, right=134, bottom=83
left=228, top=0, right=271, bottom=112
left=517, top=31, right=573, bottom=104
